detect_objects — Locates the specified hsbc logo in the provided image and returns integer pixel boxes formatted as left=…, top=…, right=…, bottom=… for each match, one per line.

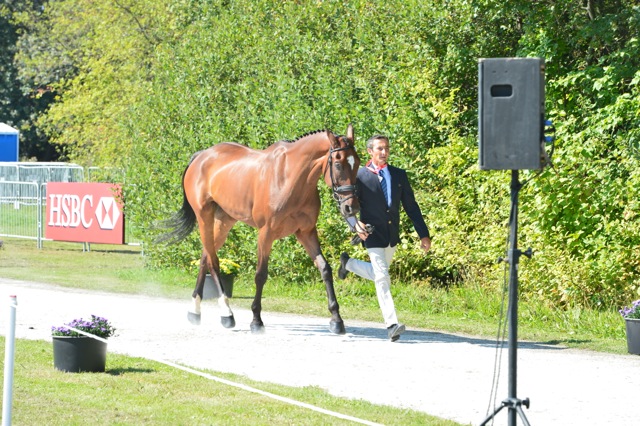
left=45, top=183, right=124, bottom=245
left=96, top=197, right=121, bottom=230
left=48, top=194, right=121, bottom=230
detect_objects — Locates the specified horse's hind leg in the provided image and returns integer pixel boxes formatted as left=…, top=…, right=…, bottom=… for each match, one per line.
left=295, top=228, right=345, bottom=334
left=212, top=211, right=237, bottom=328
left=189, top=204, right=237, bottom=328
left=187, top=252, right=208, bottom=325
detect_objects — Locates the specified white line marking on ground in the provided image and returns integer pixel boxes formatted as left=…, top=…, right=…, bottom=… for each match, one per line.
left=151, top=357, right=384, bottom=426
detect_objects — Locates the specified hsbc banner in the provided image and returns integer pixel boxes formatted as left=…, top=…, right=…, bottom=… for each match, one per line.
left=46, top=182, right=125, bottom=244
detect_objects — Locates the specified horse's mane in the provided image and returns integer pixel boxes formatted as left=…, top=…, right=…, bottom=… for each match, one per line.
left=279, top=129, right=328, bottom=144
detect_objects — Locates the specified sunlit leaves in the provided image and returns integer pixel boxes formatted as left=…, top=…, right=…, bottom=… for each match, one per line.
left=15, top=0, right=640, bottom=310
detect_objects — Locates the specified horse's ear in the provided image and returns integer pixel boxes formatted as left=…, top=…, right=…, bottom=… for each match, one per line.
left=327, top=129, right=340, bottom=148
left=346, top=123, right=354, bottom=142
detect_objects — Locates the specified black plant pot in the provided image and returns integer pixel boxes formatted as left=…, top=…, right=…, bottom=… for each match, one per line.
left=625, top=318, right=640, bottom=355
left=203, top=273, right=235, bottom=299
left=52, top=336, right=107, bottom=372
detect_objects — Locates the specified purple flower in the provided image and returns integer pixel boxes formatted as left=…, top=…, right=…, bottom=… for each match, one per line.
left=51, top=314, right=116, bottom=339
left=620, top=300, right=640, bottom=320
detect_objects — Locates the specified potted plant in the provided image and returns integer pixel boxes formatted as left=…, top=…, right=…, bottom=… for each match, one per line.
left=219, top=258, right=241, bottom=276
left=619, top=300, right=640, bottom=355
left=193, top=258, right=241, bottom=299
left=51, top=315, right=116, bottom=372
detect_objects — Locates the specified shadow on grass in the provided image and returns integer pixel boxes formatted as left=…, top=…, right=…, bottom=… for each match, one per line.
left=106, top=367, right=156, bottom=375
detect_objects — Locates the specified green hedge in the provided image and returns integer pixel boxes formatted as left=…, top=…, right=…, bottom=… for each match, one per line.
left=19, top=0, right=636, bottom=310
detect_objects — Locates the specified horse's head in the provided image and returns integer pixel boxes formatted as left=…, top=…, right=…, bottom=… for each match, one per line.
left=325, top=124, right=360, bottom=220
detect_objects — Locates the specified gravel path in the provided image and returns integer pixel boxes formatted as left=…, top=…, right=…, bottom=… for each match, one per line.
left=1, top=277, right=637, bottom=425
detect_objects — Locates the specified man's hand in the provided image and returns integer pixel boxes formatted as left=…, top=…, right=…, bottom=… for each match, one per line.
left=420, top=236, right=431, bottom=253
left=356, top=221, right=371, bottom=241
left=349, top=221, right=373, bottom=245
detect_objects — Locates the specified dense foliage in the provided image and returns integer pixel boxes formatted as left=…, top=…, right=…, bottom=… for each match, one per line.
left=6, top=0, right=640, bottom=310
left=0, top=0, right=56, bottom=160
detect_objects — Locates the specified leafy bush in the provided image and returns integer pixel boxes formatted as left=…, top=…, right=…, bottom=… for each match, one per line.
left=17, top=0, right=639, bottom=311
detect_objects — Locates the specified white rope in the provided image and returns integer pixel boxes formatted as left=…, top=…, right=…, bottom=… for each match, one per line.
left=149, top=357, right=384, bottom=426
left=65, top=327, right=108, bottom=343
left=64, top=328, right=383, bottom=425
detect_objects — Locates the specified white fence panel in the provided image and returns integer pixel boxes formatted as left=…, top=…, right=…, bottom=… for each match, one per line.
left=0, top=181, right=40, bottom=241
left=0, top=162, right=84, bottom=183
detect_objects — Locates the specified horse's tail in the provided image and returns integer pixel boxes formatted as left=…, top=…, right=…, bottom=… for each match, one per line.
left=155, top=151, right=202, bottom=244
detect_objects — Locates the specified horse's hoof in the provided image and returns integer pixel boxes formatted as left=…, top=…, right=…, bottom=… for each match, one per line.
left=220, top=315, right=236, bottom=329
left=250, top=322, right=265, bottom=334
left=187, top=311, right=201, bottom=325
left=330, top=320, right=346, bottom=335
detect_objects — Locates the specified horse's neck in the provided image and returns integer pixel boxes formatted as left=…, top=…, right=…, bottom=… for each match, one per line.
left=287, top=136, right=330, bottom=185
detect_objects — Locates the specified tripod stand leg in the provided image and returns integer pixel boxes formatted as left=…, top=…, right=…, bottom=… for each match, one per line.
left=515, top=404, right=531, bottom=426
left=481, top=398, right=531, bottom=426
left=479, top=404, right=505, bottom=426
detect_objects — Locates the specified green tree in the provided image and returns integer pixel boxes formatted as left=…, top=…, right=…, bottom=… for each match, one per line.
left=13, top=0, right=171, bottom=165
left=17, top=0, right=640, bottom=310
left=0, top=0, right=56, bottom=160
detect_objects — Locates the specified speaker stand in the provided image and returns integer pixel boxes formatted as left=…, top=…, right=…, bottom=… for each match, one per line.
left=480, top=170, right=532, bottom=426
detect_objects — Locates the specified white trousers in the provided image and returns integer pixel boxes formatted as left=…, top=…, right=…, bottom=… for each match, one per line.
left=346, top=245, right=398, bottom=327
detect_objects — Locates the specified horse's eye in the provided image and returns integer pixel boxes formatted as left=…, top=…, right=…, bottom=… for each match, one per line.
left=334, top=162, right=343, bottom=171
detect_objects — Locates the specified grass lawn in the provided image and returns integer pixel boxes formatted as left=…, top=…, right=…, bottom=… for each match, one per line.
left=2, top=338, right=460, bottom=425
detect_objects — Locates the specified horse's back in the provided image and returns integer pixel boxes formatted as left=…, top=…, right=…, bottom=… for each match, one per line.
left=183, top=142, right=272, bottom=223
left=183, top=138, right=323, bottom=230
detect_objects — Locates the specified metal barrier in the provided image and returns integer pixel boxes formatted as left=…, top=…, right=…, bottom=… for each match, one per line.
left=0, top=181, right=40, bottom=242
left=0, top=164, right=141, bottom=249
left=0, top=162, right=84, bottom=183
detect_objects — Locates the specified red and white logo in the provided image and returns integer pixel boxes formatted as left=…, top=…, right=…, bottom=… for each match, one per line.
left=95, top=196, right=121, bottom=230
left=45, top=183, right=124, bottom=244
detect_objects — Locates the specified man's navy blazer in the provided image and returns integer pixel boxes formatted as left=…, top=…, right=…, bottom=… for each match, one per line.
left=356, top=165, right=430, bottom=249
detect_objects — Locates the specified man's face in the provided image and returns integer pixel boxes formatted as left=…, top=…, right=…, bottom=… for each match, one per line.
left=368, top=138, right=389, bottom=167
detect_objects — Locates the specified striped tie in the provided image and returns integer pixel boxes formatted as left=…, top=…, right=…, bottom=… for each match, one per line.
left=380, top=171, right=389, bottom=206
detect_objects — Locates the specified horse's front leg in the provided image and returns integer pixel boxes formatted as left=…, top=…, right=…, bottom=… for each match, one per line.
left=296, top=229, right=345, bottom=335
left=250, top=264, right=267, bottom=334
left=317, top=254, right=345, bottom=334
left=251, top=232, right=274, bottom=334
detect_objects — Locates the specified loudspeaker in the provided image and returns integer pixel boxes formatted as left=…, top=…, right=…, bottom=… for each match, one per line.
left=478, top=58, right=545, bottom=170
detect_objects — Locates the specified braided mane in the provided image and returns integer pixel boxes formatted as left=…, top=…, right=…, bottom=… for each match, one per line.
left=280, top=129, right=328, bottom=144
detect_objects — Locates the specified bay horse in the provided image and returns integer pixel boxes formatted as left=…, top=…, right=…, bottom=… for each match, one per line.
left=160, top=124, right=360, bottom=334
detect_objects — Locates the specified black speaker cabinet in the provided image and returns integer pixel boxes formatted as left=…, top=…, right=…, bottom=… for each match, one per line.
left=478, top=57, right=545, bottom=170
